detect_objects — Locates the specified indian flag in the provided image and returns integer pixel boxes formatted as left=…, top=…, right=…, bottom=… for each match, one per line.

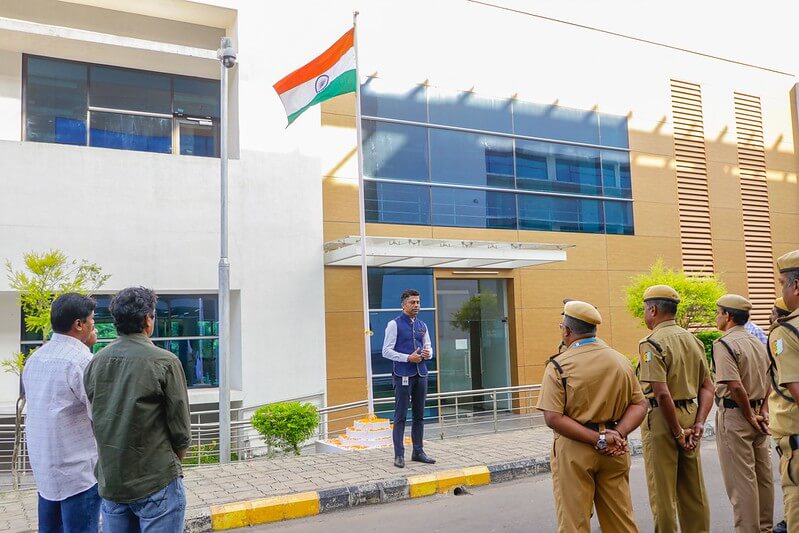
left=274, top=28, right=356, bottom=126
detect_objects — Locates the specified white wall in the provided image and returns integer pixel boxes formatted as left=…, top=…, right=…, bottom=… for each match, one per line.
left=0, top=50, right=20, bottom=142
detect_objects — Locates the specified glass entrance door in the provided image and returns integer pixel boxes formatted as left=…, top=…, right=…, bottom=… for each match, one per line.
left=436, top=279, right=511, bottom=412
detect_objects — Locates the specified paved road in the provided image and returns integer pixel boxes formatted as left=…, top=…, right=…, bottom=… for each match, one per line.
left=242, top=440, right=784, bottom=532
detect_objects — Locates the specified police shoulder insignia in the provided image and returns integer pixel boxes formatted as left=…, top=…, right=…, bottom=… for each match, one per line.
left=775, top=338, right=784, bottom=356
left=643, top=351, right=652, bottom=362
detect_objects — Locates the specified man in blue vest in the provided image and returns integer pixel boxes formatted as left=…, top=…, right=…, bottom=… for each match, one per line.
left=382, top=288, right=435, bottom=468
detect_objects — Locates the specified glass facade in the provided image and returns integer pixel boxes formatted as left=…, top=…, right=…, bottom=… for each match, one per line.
left=361, top=81, right=634, bottom=235
left=368, top=268, right=438, bottom=420
left=24, top=56, right=220, bottom=157
left=20, top=294, right=219, bottom=389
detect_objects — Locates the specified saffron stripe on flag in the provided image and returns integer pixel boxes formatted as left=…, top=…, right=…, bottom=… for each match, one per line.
left=277, top=48, right=355, bottom=118
left=286, top=69, right=356, bottom=125
left=274, top=28, right=355, bottom=94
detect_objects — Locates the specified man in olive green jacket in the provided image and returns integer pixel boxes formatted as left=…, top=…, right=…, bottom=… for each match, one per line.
left=85, top=286, right=191, bottom=532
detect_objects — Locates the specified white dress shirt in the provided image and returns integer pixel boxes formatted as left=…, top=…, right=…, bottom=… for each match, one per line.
left=382, top=316, right=434, bottom=362
left=744, top=320, right=768, bottom=345
left=22, top=333, right=97, bottom=501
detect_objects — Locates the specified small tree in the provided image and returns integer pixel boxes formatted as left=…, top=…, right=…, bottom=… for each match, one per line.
left=624, top=258, right=726, bottom=330
left=3, top=250, right=109, bottom=488
left=251, top=402, right=319, bottom=456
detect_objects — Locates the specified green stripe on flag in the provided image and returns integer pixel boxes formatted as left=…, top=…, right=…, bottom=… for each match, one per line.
left=286, top=69, right=357, bottom=126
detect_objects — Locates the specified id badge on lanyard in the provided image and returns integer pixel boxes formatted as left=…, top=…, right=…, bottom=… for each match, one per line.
left=402, top=376, right=409, bottom=386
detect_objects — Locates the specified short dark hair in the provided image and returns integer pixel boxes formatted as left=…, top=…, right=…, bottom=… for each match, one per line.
left=401, top=289, right=420, bottom=304
left=51, top=293, right=96, bottom=334
left=109, top=287, right=157, bottom=335
left=786, top=270, right=799, bottom=285
left=647, top=299, right=678, bottom=316
left=720, top=306, right=749, bottom=326
left=563, top=315, right=596, bottom=336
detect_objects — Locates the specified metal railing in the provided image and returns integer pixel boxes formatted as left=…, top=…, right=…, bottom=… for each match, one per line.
left=0, top=384, right=544, bottom=487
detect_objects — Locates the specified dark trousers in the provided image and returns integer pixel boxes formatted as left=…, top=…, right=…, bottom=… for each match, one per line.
left=38, top=483, right=101, bottom=533
left=392, top=374, right=427, bottom=457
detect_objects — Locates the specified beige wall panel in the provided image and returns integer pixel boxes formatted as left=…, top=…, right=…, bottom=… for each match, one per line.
left=323, top=396, right=369, bottom=433
left=605, top=235, right=681, bottom=271
left=519, top=308, right=561, bottom=367
left=607, top=270, right=642, bottom=309
left=324, top=267, right=362, bottom=313
left=633, top=201, right=681, bottom=238
left=323, top=178, right=359, bottom=224
left=706, top=161, right=742, bottom=209
left=320, top=93, right=356, bottom=118
left=321, top=112, right=356, bottom=129
left=518, top=269, right=610, bottom=311
left=629, top=154, right=679, bottom=205
left=772, top=212, right=799, bottom=244
left=705, top=133, right=740, bottom=165
left=709, top=207, right=745, bottom=242
left=774, top=243, right=799, bottom=261
left=324, top=221, right=360, bottom=242
left=628, top=127, right=675, bottom=158
left=326, top=377, right=369, bottom=407
left=712, top=239, right=747, bottom=274
left=768, top=173, right=799, bottom=214
left=325, top=311, right=366, bottom=381
left=718, top=271, right=749, bottom=297
left=516, top=232, right=607, bottom=271
left=525, top=365, right=547, bottom=386
left=607, top=307, right=649, bottom=359
left=365, top=223, right=434, bottom=239
left=765, top=150, right=799, bottom=173
left=431, top=226, right=519, bottom=242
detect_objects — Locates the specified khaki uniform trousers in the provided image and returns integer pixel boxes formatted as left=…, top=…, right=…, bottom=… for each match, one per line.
left=641, top=403, right=710, bottom=533
left=716, top=406, right=773, bottom=532
left=551, top=434, right=638, bottom=533
left=776, top=436, right=799, bottom=531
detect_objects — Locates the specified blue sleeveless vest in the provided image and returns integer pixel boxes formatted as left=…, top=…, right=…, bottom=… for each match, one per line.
left=391, top=313, right=429, bottom=378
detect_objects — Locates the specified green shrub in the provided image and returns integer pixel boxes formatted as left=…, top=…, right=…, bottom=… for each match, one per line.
left=694, top=330, right=723, bottom=370
left=181, top=441, right=238, bottom=465
left=251, top=402, right=319, bottom=456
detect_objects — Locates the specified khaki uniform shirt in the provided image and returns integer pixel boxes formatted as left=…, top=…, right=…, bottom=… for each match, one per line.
left=638, top=320, right=709, bottom=400
left=84, top=333, right=191, bottom=502
left=768, top=309, right=799, bottom=438
left=537, top=338, right=645, bottom=424
left=713, top=325, right=770, bottom=401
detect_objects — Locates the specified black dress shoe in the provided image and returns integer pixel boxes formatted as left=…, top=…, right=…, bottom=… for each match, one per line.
left=394, top=456, right=405, bottom=468
left=411, top=451, right=436, bottom=464
left=773, top=520, right=787, bottom=533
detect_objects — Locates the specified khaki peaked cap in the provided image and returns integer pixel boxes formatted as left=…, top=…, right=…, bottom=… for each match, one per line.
left=777, top=250, right=799, bottom=273
left=563, top=300, right=602, bottom=325
left=775, top=297, right=790, bottom=312
left=643, top=284, right=681, bottom=303
left=716, top=294, right=752, bottom=312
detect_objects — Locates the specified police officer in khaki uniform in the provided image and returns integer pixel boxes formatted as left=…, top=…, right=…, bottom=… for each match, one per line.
left=638, top=285, right=714, bottom=532
left=537, top=301, right=648, bottom=532
left=773, top=297, right=791, bottom=324
left=768, top=250, right=799, bottom=530
left=713, top=294, right=773, bottom=532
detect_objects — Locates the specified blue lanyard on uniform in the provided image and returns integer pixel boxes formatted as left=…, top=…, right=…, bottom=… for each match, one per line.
left=571, top=337, right=597, bottom=348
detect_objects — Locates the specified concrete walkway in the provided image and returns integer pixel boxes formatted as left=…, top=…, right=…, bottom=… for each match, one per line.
left=0, top=420, right=703, bottom=532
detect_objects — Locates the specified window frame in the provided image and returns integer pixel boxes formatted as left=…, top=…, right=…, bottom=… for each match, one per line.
left=22, top=54, right=221, bottom=158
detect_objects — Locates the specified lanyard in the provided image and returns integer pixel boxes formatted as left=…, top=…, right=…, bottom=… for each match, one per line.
left=571, top=337, right=597, bottom=348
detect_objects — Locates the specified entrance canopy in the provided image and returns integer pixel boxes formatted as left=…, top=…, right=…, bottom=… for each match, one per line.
left=323, top=236, right=573, bottom=270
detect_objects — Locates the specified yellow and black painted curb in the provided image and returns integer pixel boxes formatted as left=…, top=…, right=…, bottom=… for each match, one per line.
left=202, top=458, right=554, bottom=531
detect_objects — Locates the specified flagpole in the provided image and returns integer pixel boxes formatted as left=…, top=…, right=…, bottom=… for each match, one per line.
left=353, top=11, right=374, bottom=416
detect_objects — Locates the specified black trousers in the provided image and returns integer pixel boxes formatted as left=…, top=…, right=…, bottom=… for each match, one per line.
left=392, top=374, right=427, bottom=457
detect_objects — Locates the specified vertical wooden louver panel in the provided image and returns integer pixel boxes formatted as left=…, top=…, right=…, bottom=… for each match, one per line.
left=734, top=92, right=774, bottom=326
left=670, top=80, right=714, bottom=275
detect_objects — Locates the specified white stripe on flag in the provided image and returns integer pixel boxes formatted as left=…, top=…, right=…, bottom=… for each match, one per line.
left=278, top=48, right=356, bottom=117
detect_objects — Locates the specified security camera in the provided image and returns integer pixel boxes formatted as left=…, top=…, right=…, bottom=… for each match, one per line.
left=218, top=37, right=237, bottom=69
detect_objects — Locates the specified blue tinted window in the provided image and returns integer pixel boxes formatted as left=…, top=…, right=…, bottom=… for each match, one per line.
left=365, top=181, right=430, bottom=225
left=174, top=77, right=219, bottom=118
left=604, top=201, right=634, bottom=235
left=25, top=57, right=87, bottom=145
left=516, top=141, right=602, bottom=195
left=90, top=112, right=172, bottom=153
left=90, top=65, right=171, bottom=114
left=180, top=122, right=219, bottom=157
left=430, top=130, right=513, bottom=188
left=432, top=187, right=516, bottom=229
left=600, top=150, right=632, bottom=198
left=599, top=113, right=629, bottom=148
left=518, top=195, right=603, bottom=233
left=429, top=87, right=512, bottom=133
left=361, top=78, right=427, bottom=122
left=513, top=101, right=600, bottom=145
left=368, top=268, right=434, bottom=309
left=369, top=310, right=437, bottom=376
left=363, top=120, right=429, bottom=181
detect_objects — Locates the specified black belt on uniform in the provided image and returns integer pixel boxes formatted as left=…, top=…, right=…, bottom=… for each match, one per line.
left=714, top=397, right=764, bottom=409
left=649, top=398, right=695, bottom=408
left=583, top=421, right=618, bottom=432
